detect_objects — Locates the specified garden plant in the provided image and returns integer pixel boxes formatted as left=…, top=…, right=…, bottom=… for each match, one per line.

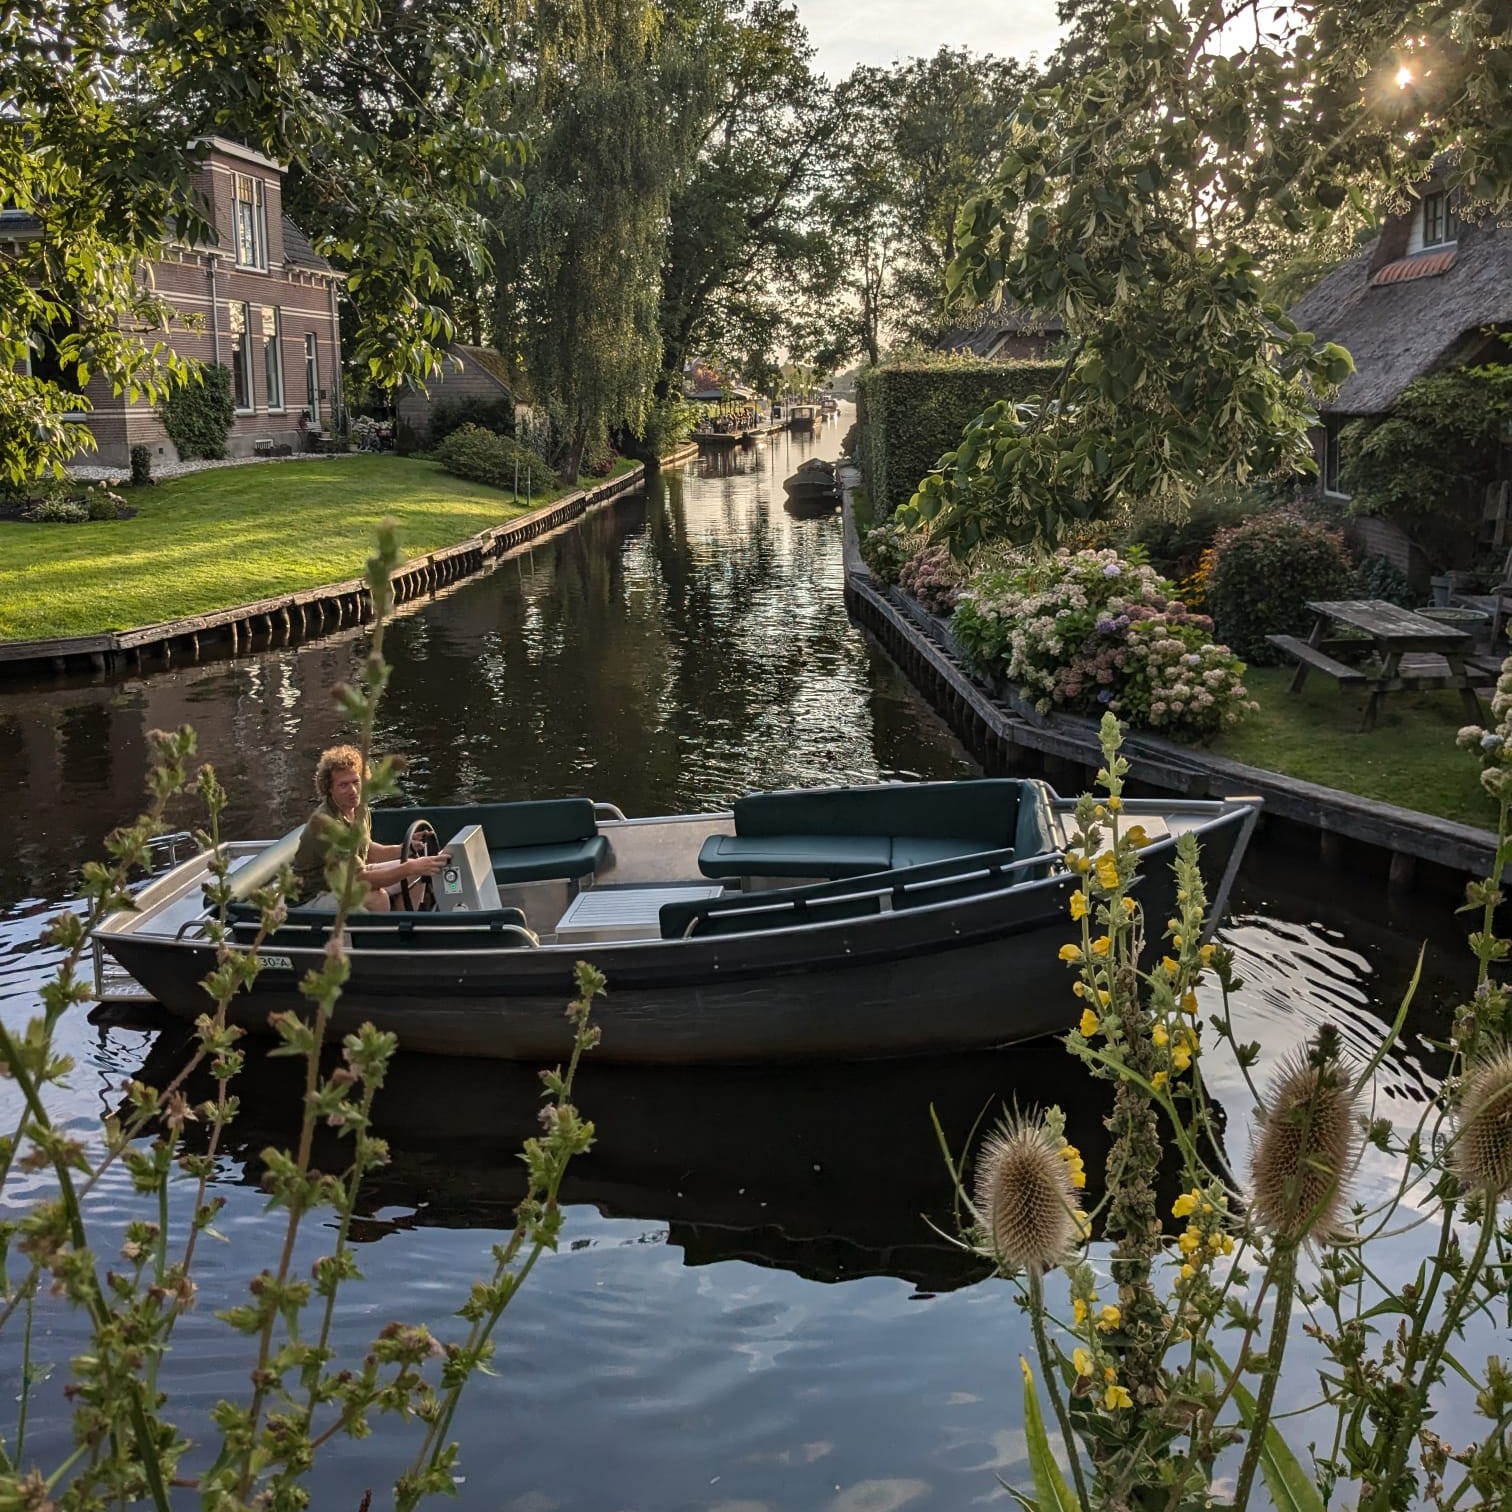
left=959, top=712, right=1512, bottom=1511
left=0, top=525, right=601, bottom=1509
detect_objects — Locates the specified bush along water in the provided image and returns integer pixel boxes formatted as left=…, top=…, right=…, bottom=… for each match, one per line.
left=897, top=541, right=968, bottom=616
left=859, top=520, right=924, bottom=587
left=0, top=525, right=602, bottom=1510
left=948, top=546, right=1255, bottom=739
left=435, top=423, right=558, bottom=495
left=956, top=713, right=1512, bottom=1512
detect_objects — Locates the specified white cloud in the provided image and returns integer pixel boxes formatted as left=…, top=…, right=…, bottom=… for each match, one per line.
left=795, top=0, right=1065, bottom=79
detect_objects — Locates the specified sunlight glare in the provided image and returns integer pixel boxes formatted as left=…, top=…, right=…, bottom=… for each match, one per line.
left=1395, top=64, right=1414, bottom=88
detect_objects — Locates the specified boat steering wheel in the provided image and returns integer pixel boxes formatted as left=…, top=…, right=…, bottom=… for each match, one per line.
left=399, top=819, right=441, bottom=912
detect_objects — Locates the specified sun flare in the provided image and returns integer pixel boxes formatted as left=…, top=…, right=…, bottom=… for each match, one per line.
left=1395, top=64, right=1414, bottom=88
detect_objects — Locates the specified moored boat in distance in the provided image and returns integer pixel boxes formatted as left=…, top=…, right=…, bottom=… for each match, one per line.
left=95, top=780, right=1259, bottom=1065
left=783, top=457, right=840, bottom=514
left=787, top=403, right=817, bottom=432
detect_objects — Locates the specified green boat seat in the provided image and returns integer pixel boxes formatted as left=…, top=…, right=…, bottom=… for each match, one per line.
left=229, top=907, right=535, bottom=951
left=663, top=844, right=1025, bottom=939
left=371, top=798, right=607, bottom=885
left=697, top=780, right=1047, bottom=882
left=888, top=836, right=1003, bottom=871
left=698, top=833, right=892, bottom=880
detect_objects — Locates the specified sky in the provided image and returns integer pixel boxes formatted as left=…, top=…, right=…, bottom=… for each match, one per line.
left=796, top=0, right=1066, bottom=79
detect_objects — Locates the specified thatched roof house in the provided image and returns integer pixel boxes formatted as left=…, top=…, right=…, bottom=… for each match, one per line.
left=935, top=302, right=1065, bottom=360
left=395, top=343, right=520, bottom=444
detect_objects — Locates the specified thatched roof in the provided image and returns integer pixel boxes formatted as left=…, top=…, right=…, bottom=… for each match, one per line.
left=1288, top=219, right=1512, bottom=416
left=447, top=344, right=515, bottom=394
left=937, top=302, right=1065, bottom=357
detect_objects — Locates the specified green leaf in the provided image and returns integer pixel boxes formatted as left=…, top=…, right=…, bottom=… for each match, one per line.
left=1228, top=1374, right=1325, bottom=1512
left=1019, top=1358, right=1079, bottom=1512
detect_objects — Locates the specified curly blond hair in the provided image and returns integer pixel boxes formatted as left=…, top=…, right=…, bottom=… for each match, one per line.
left=314, top=744, right=367, bottom=803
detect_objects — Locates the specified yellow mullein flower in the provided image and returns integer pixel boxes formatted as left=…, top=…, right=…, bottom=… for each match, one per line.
left=1104, top=1383, right=1133, bottom=1410
left=1151, top=1070, right=1168, bottom=1090
left=1096, top=855, right=1120, bottom=890
left=1107, top=796, right=1122, bottom=813
left=1179, top=1262, right=1197, bottom=1281
left=1199, top=944, right=1216, bottom=965
left=1067, top=853, right=1089, bottom=875
left=1096, top=989, right=1111, bottom=1008
left=1073, top=1208, right=1091, bottom=1239
left=1173, top=1042, right=1193, bottom=1073
left=1125, top=824, right=1148, bottom=848
left=1090, top=935, right=1112, bottom=958
left=1097, top=1304, right=1121, bottom=1332
left=1206, top=1232, right=1227, bottom=1253
left=1172, top=1192, right=1199, bottom=1219
left=1178, top=1228, right=1202, bottom=1256
left=1072, top=1297, right=1090, bottom=1325
left=1061, top=1145, right=1087, bottom=1189
left=1072, top=981, right=1087, bottom=998
left=1161, top=955, right=1180, bottom=976
left=1072, top=1346, right=1094, bottom=1377
left=1120, top=897, right=1135, bottom=916
left=1152, top=1023, right=1169, bottom=1048
left=1171, top=933, right=1184, bottom=949
left=1181, top=990, right=1199, bottom=1016
left=1070, top=889, right=1089, bottom=919
left=1079, top=1008, right=1100, bottom=1038
left=1059, top=943, right=1084, bottom=963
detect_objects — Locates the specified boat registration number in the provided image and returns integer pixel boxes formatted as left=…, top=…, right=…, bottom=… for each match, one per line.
left=261, top=955, right=294, bottom=972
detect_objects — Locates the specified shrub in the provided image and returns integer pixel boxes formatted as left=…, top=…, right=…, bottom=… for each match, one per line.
left=1352, top=551, right=1412, bottom=606
left=950, top=546, right=1253, bottom=738
left=1206, top=509, right=1353, bottom=663
left=159, top=363, right=235, bottom=460
left=636, top=395, right=698, bottom=457
left=26, top=495, right=89, bottom=523
left=855, top=356, right=1063, bottom=514
left=897, top=542, right=967, bottom=615
left=129, top=444, right=153, bottom=486
left=429, top=395, right=515, bottom=447
left=435, top=423, right=557, bottom=494
left=85, top=485, right=127, bottom=520
left=859, top=520, right=922, bottom=586
left=1121, top=481, right=1256, bottom=580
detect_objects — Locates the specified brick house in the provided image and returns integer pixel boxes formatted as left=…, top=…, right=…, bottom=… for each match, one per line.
left=1288, top=174, right=1512, bottom=578
left=3, top=138, right=345, bottom=469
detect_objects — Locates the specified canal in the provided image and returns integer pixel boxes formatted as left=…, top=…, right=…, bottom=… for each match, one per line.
left=0, top=414, right=1487, bottom=1508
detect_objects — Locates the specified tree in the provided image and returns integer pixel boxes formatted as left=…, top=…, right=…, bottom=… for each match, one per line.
left=904, top=0, right=1509, bottom=552
left=650, top=0, right=834, bottom=422
left=0, top=0, right=522, bottom=485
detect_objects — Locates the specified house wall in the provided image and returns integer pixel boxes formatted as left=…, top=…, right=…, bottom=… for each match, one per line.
left=63, top=143, right=343, bottom=470
left=395, top=352, right=515, bottom=442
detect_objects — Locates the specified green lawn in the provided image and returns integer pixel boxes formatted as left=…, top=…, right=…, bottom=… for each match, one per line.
left=0, top=456, right=599, bottom=641
left=1204, top=666, right=1497, bottom=828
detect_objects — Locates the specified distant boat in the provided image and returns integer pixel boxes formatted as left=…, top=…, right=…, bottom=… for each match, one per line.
left=691, top=429, right=741, bottom=448
left=787, top=403, right=816, bottom=432
left=819, top=395, right=839, bottom=415
left=783, top=457, right=840, bottom=513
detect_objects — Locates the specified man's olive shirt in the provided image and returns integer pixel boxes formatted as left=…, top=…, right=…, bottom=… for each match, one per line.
left=290, top=799, right=372, bottom=901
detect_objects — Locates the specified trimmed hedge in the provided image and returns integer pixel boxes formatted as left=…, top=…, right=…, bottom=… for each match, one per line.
left=855, top=357, right=1063, bottom=515
left=434, top=424, right=557, bottom=494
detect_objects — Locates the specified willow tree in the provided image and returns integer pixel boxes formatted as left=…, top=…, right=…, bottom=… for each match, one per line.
left=492, top=0, right=679, bottom=480
left=904, top=0, right=1510, bottom=551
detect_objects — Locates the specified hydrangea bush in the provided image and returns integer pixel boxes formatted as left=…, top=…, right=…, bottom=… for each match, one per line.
left=897, top=542, right=967, bottom=616
left=950, top=547, right=1255, bottom=739
left=859, top=520, right=922, bottom=587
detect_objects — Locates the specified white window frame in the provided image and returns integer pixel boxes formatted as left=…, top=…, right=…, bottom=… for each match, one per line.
left=1323, top=420, right=1350, bottom=500
left=263, top=306, right=285, bottom=413
left=1421, top=191, right=1458, bottom=250
left=233, top=174, right=268, bottom=271
left=303, top=332, right=320, bottom=423
left=228, top=301, right=256, bottom=413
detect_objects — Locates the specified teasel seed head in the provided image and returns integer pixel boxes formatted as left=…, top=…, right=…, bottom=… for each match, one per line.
left=1249, top=1034, right=1361, bottom=1246
left=974, top=1112, right=1082, bottom=1275
left=1451, top=1045, right=1512, bottom=1200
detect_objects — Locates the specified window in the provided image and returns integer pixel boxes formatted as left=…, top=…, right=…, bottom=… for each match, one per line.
left=1323, top=420, right=1350, bottom=499
left=228, top=301, right=255, bottom=411
left=1422, top=191, right=1459, bottom=249
left=304, top=333, right=320, bottom=423
left=234, top=174, right=267, bottom=269
left=262, top=306, right=284, bottom=411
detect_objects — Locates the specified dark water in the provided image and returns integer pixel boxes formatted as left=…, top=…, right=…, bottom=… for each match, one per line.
left=0, top=413, right=1490, bottom=1507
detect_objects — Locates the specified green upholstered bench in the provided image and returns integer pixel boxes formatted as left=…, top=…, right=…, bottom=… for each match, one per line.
left=696, top=780, right=1051, bottom=882
left=663, top=843, right=1027, bottom=939
left=370, top=800, right=608, bottom=885
left=230, top=907, right=535, bottom=950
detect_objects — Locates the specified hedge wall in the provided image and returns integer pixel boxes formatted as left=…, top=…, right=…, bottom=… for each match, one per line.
left=855, top=358, right=1064, bottom=515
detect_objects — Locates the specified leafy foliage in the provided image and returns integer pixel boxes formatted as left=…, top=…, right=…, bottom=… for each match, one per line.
left=859, top=520, right=925, bottom=587
left=159, top=365, right=235, bottom=461
left=428, top=394, right=516, bottom=448
left=434, top=423, right=557, bottom=493
left=129, top=444, right=153, bottom=486
left=856, top=357, right=1062, bottom=515
left=1207, top=511, right=1354, bottom=663
left=1121, top=482, right=1265, bottom=581
left=1340, top=363, right=1512, bottom=569
left=897, top=542, right=967, bottom=616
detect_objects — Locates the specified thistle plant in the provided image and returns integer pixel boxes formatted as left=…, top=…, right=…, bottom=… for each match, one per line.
left=0, top=522, right=601, bottom=1510
left=969, top=706, right=1512, bottom=1511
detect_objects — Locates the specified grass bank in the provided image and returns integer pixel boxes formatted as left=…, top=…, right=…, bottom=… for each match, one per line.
left=0, top=456, right=633, bottom=642
left=1204, top=666, right=1496, bottom=828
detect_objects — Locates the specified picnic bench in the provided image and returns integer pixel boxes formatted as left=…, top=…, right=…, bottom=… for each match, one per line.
left=1268, top=599, right=1485, bottom=731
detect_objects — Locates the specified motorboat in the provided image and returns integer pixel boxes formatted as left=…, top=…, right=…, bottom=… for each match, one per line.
left=94, top=779, right=1259, bottom=1065
left=782, top=457, right=840, bottom=513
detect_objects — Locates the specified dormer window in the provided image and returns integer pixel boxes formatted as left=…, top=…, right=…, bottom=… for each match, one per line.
left=1422, top=190, right=1458, bottom=250
left=234, top=174, right=267, bottom=269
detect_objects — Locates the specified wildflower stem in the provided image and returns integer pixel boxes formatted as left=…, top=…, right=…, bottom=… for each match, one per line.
left=1027, top=1269, right=1090, bottom=1510
left=1231, top=1243, right=1297, bottom=1512
left=1364, top=1207, right=1498, bottom=1512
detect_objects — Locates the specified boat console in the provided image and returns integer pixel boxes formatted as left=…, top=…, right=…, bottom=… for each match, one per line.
left=433, top=824, right=503, bottom=913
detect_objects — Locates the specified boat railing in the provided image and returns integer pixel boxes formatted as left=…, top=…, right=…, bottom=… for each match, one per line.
left=593, top=801, right=629, bottom=822
left=678, top=846, right=1062, bottom=939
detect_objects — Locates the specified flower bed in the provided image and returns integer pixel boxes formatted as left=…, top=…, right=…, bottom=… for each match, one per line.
left=944, top=547, right=1255, bottom=740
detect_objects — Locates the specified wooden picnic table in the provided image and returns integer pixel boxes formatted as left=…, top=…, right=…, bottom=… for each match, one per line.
left=1267, top=598, right=1484, bottom=731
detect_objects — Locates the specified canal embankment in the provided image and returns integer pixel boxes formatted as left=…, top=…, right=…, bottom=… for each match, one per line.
left=0, top=463, right=654, bottom=680
left=841, top=487, right=1504, bottom=888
